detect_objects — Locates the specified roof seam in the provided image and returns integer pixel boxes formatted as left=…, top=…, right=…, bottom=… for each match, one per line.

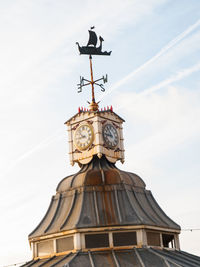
left=133, top=248, right=146, bottom=267
left=45, top=194, right=62, bottom=233
left=114, top=187, right=122, bottom=223
left=125, top=188, right=145, bottom=223
left=60, top=190, right=77, bottom=230
left=132, top=190, right=158, bottom=225
left=177, top=250, right=200, bottom=263
left=162, top=249, right=200, bottom=266
left=50, top=252, right=72, bottom=267
left=29, top=197, right=54, bottom=237
left=93, top=189, right=100, bottom=224
left=117, top=168, right=144, bottom=223
left=112, top=250, right=121, bottom=267
left=145, top=192, right=171, bottom=227
left=75, top=188, right=86, bottom=227
left=88, top=251, right=95, bottom=267
left=148, top=248, right=176, bottom=267
left=99, top=158, right=105, bottom=184
left=21, top=259, right=40, bottom=267
left=143, top=191, right=169, bottom=226
left=149, top=192, right=180, bottom=229
left=67, top=251, right=80, bottom=267
left=157, top=249, right=198, bottom=267
left=38, top=256, right=56, bottom=267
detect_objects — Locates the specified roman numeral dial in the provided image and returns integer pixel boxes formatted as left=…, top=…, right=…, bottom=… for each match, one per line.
left=74, top=124, right=94, bottom=150
left=103, top=123, right=119, bottom=148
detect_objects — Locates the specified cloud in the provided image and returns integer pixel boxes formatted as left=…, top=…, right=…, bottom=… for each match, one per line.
left=115, top=86, right=200, bottom=165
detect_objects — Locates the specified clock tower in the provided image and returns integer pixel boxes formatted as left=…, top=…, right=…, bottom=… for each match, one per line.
left=65, top=28, right=124, bottom=166
left=24, top=27, right=200, bottom=267
left=65, top=105, right=125, bottom=166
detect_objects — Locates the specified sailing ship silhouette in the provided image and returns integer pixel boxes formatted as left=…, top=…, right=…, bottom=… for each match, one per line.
left=76, top=28, right=112, bottom=56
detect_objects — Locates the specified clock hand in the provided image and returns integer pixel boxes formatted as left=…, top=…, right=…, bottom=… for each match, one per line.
left=77, top=135, right=86, bottom=139
left=108, top=129, right=113, bottom=138
left=80, top=133, right=86, bottom=138
left=104, top=133, right=112, bottom=137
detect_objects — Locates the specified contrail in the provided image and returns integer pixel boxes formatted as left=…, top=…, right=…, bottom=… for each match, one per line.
left=1, top=128, right=63, bottom=177
left=116, top=62, right=200, bottom=111
left=139, top=62, right=200, bottom=97
left=98, top=18, right=200, bottom=101
left=15, top=129, right=63, bottom=162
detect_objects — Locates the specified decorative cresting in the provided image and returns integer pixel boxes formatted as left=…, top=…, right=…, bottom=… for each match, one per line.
left=29, top=156, right=180, bottom=240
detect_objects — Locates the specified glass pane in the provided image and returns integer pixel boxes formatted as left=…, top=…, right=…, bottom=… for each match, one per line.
left=37, top=240, right=54, bottom=257
left=147, top=232, right=160, bottom=246
left=57, top=236, right=74, bottom=252
left=113, top=231, right=137, bottom=246
left=85, top=233, right=109, bottom=248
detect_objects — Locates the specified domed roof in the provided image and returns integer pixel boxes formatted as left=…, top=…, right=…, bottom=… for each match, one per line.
left=57, top=155, right=146, bottom=192
left=21, top=248, right=200, bottom=267
left=29, top=156, right=180, bottom=239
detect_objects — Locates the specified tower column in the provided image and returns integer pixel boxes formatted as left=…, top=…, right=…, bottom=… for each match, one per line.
left=74, top=233, right=81, bottom=250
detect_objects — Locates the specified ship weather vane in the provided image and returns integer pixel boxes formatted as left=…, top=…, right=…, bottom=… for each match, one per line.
left=76, top=27, right=112, bottom=111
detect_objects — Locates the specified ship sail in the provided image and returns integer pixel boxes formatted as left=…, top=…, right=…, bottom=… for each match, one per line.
left=87, top=30, right=98, bottom=47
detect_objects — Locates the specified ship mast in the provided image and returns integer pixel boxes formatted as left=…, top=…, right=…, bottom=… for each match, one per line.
left=88, top=55, right=99, bottom=111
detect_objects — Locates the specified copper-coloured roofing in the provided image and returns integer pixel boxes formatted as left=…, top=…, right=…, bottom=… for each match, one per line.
left=21, top=248, right=200, bottom=267
left=29, top=156, right=180, bottom=239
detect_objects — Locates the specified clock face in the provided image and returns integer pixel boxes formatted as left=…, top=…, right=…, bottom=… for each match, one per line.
left=103, top=123, right=119, bottom=148
left=74, top=124, right=94, bottom=150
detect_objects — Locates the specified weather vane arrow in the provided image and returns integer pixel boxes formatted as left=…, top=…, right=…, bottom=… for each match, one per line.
left=76, top=27, right=112, bottom=111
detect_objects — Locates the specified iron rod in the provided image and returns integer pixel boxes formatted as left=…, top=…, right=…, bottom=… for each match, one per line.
left=89, top=55, right=95, bottom=103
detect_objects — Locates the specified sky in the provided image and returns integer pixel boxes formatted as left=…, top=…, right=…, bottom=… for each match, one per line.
left=0, top=0, right=200, bottom=265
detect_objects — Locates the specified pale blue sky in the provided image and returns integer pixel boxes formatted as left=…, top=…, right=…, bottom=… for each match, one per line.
left=0, top=0, right=200, bottom=265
